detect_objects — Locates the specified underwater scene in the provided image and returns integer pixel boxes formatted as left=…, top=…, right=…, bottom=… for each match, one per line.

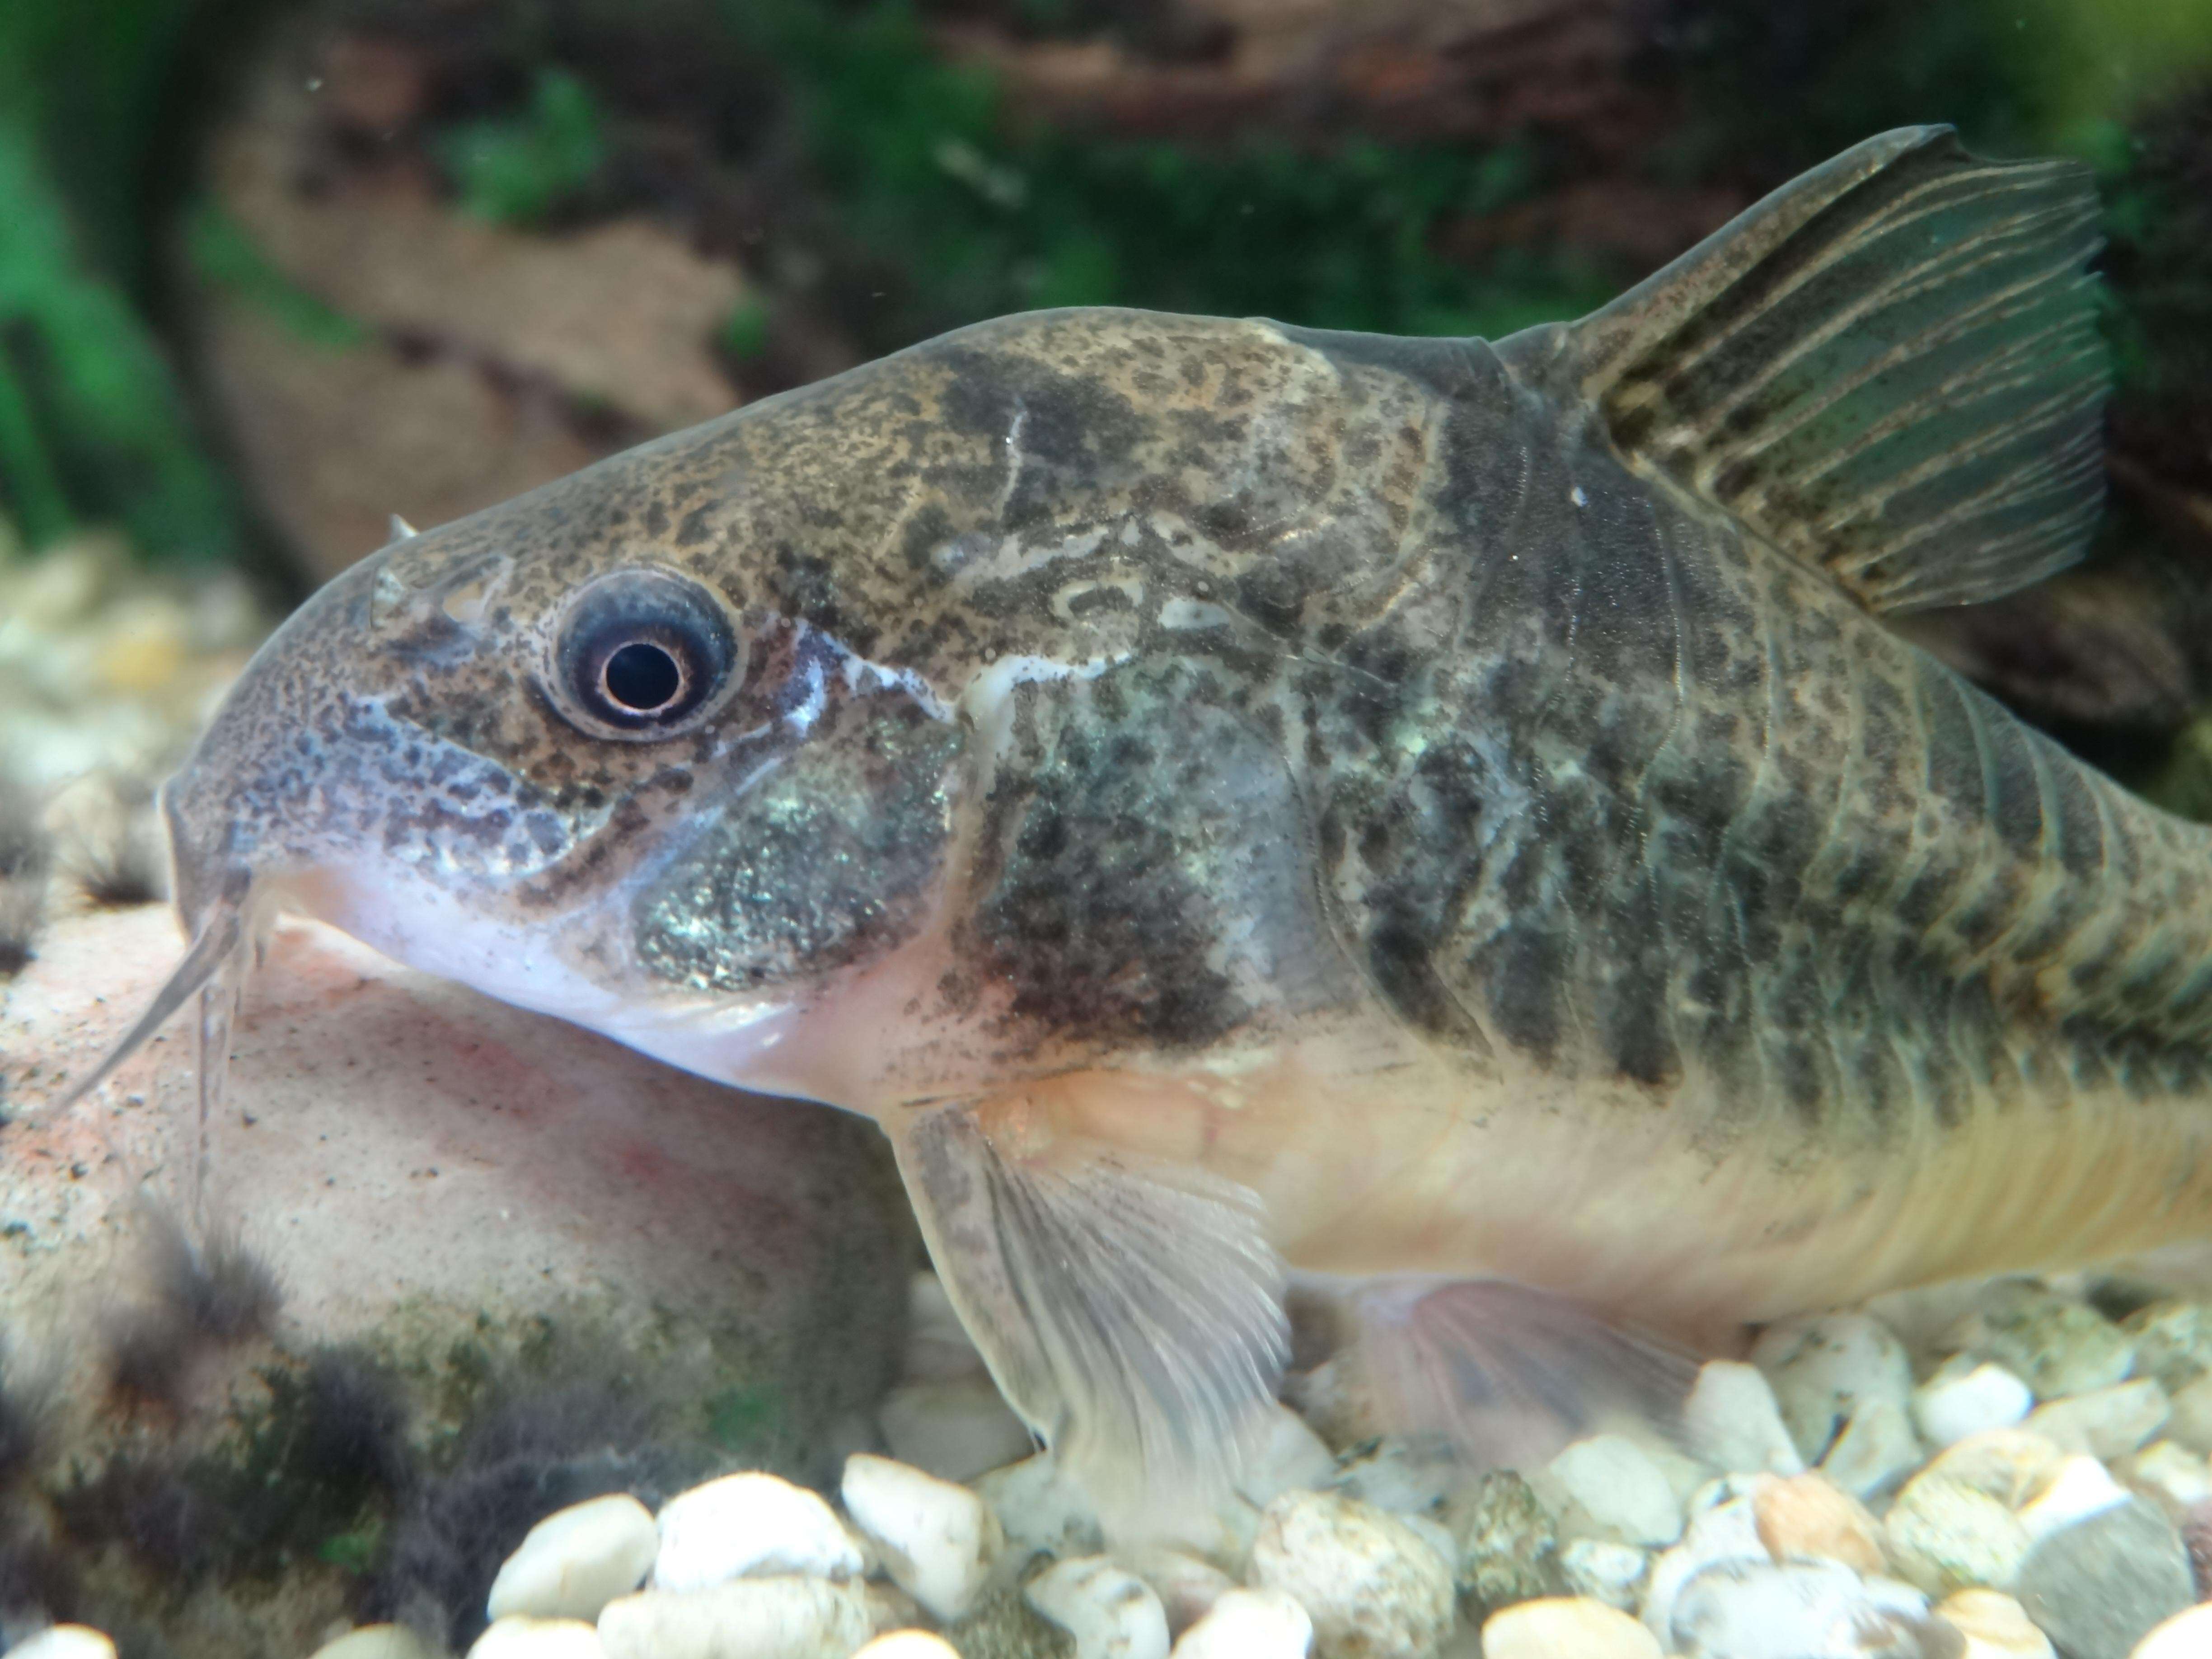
left=9, top=1, right=2212, bottom=1656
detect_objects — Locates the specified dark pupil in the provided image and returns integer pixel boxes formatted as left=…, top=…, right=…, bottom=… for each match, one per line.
left=603, top=641, right=683, bottom=712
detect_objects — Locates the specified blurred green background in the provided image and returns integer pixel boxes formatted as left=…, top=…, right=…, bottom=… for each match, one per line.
left=4, top=0, right=2212, bottom=781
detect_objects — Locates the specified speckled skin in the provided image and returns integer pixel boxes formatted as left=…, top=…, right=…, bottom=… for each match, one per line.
left=161, top=302, right=2212, bottom=1345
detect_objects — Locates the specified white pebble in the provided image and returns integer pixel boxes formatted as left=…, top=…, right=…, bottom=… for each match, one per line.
left=1118, top=1547, right=1236, bottom=1632
left=1818, top=1396, right=1924, bottom=1499
left=309, top=1629, right=433, bottom=1659
left=1559, top=1538, right=1651, bottom=1612
left=2165, top=1371, right=2212, bottom=1454
left=1248, top=1491, right=1454, bottom=1659
left=1025, top=1556, right=1171, bottom=1659
left=1641, top=1487, right=1767, bottom=1640
left=8, top=1629, right=119, bottom=1659
left=2134, top=1603, right=2212, bottom=1659
left=1668, top=1559, right=1930, bottom=1658
left=1324, top=1437, right=1458, bottom=1516
left=876, top=1378, right=1035, bottom=1484
left=1684, top=1362, right=1805, bottom=1476
left=488, top=1495, right=658, bottom=1622
left=842, top=1453, right=1003, bottom=1623
left=1882, top=1474, right=2030, bottom=1596
left=1934, top=1589, right=2053, bottom=1658
left=2024, top=1378, right=2169, bottom=1459
left=467, top=1618, right=607, bottom=1658
left=1913, top=1358, right=2034, bottom=1448
left=1482, top=1597, right=1662, bottom=1659
left=1752, top=1313, right=1915, bottom=1465
left=1543, top=1434, right=1685, bottom=1547
left=973, top=1453, right=1103, bottom=1560
left=2118, top=1440, right=2212, bottom=1521
left=853, top=1636, right=961, bottom=1659
left=654, top=1473, right=864, bottom=1592
left=1235, top=1404, right=1340, bottom=1508
left=597, top=1578, right=874, bottom=1659
left=1167, top=1587, right=1312, bottom=1658
left=2016, top=1455, right=2129, bottom=1540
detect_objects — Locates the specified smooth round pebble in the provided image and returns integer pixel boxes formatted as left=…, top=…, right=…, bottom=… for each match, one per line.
left=1249, top=1490, right=1454, bottom=1659
left=1923, top=1430, right=2066, bottom=1508
left=1559, top=1539, right=1649, bottom=1612
left=7, top=1629, right=119, bottom=1659
left=1752, top=1472, right=1884, bottom=1574
left=1450, top=1470, right=1564, bottom=1618
left=876, top=1378, right=1035, bottom=1484
left=1684, top=1362, right=1805, bottom=1476
left=488, top=1495, right=659, bottom=1622
left=1641, top=1489, right=1769, bottom=1639
left=843, top=1453, right=1003, bottom=1623
left=2017, top=1455, right=2129, bottom=1541
left=654, top=1473, right=864, bottom=1592
left=309, top=1629, right=434, bottom=1659
left=1119, top=1547, right=1236, bottom=1632
left=1169, top=1588, right=1313, bottom=1659
left=1935, top=1589, right=2053, bottom=1658
left=597, top=1578, right=875, bottom=1659
left=1666, top=1559, right=1930, bottom=1659
left=1025, top=1556, right=1171, bottom=1659
left=1882, top=1474, right=2030, bottom=1596
left=1750, top=1313, right=1914, bottom=1465
left=1237, top=1404, right=1341, bottom=1507
left=468, top=1618, right=608, bottom=1658
left=1817, top=1397, right=1923, bottom=1499
left=2121, top=1302, right=2212, bottom=1394
left=2132, top=1603, right=2212, bottom=1659
left=973, top=1453, right=1104, bottom=1560
left=2025, top=1380, right=2170, bottom=1460
left=1913, top=1358, right=2034, bottom=1448
left=853, top=1635, right=963, bottom=1659
left=1481, top=1597, right=1661, bottom=1659
left=1949, top=1283, right=2136, bottom=1400
left=2118, top=1440, right=2212, bottom=1520
left=2165, top=1371, right=2212, bottom=1454
left=1543, top=1434, right=1685, bottom=1547
left=2014, top=1498, right=2194, bottom=1659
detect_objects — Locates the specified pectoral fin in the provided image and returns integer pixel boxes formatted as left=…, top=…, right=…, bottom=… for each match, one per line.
left=890, top=1103, right=1290, bottom=1522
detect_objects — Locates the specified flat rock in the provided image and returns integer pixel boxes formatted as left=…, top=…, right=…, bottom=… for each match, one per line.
left=1558, top=1539, right=1649, bottom=1612
left=1542, top=1434, right=1685, bottom=1548
left=2012, top=1499, right=2193, bottom=1659
left=1753, top=1472, right=1885, bottom=1575
left=1666, top=1559, right=1931, bottom=1659
left=2024, top=1381, right=2169, bottom=1460
left=2132, top=1603, right=2212, bottom=1659
left=1, top=908, right=909, bottom=1484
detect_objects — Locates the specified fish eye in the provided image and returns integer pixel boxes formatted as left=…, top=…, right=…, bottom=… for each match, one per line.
left=552, top=568, right=741, bottom=737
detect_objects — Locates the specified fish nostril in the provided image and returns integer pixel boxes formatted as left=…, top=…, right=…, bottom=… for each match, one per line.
left=604, top=641, right=684, bottom=712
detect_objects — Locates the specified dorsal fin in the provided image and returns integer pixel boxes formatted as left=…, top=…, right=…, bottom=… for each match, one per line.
left=1547, top=126, right=2108, bottom=613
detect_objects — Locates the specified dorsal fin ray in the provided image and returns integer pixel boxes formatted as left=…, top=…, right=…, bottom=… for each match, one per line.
left=1538, top=125, right=2108, bottom=614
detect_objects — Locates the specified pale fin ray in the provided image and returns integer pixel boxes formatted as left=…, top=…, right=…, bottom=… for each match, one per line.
left=1542, top=125, right=2107, bottom=614
left=890, top=1106, right=1289, bottom=1526
left=1348, top=1277, right=1699, bottom=1472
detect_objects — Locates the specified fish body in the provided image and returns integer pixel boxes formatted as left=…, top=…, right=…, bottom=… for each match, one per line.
left=93, top=127, right=2210, bottom=1510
